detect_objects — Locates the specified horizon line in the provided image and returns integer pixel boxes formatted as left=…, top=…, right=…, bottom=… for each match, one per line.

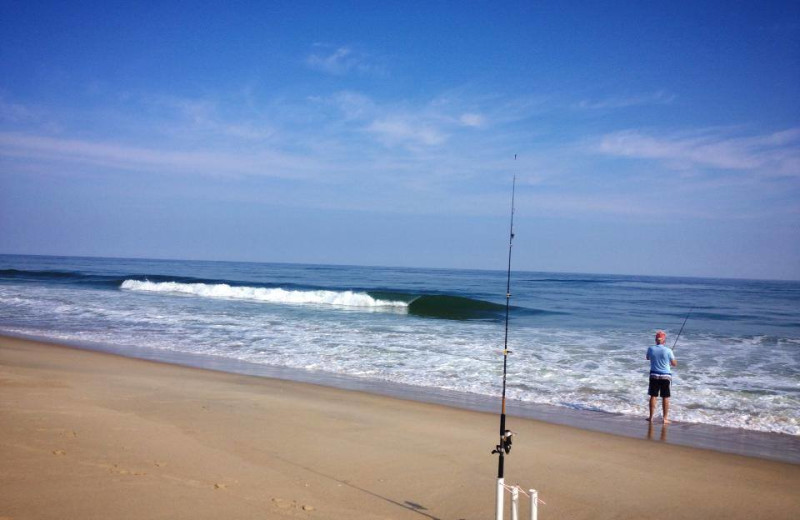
left=1, top=252, right=797, bottom=284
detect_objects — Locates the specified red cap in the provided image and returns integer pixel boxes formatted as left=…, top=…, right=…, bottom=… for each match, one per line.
left=655, top=330, right=666, bottom=342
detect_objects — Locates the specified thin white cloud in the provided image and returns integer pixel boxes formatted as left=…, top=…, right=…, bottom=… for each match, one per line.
left=595, top=127, right=800, bottom=177
left=459, top=113, right=484, bottom=127
left=0, top=98, right=36, bottom=122
left=0, top=132, right=317, bottom=179
left=326, top=91, right=376, bottom=120
left=218, top=123, right=275, bottom=141
left=127, top=92, right=276, bottom=142
left=4, top=86, right=795, bottom=226
left=306, top=45, right=376, bottom=76
left=366, top=118, right=447, bottom=147
left=574, top=90, right=675, bottom=110
left=315, top=91, right=490, bottom=149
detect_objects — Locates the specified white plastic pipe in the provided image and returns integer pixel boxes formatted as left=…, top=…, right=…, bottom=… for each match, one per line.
left=529, top=489, right=538, bottom=520
left=496, top=478, right=505, bottom=520
left=511, top=486, right=519, bottom=520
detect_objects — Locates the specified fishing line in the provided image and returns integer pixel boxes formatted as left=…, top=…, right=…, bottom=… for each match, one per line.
left=672, top=307, right=693, bottom=350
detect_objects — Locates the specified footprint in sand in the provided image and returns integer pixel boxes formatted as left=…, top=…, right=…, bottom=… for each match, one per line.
left=271, top=498, right=315, bottom=512
left=271, top=497, right=294, bottom=510
left=52, top=449, right=66, bottom=456
left=109, top=464, right=146, bottom=476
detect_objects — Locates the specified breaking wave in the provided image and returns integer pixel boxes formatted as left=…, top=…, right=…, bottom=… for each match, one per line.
left=121, top=280, right=408, bottom=309
left=120, top=280, right=521, bottom=320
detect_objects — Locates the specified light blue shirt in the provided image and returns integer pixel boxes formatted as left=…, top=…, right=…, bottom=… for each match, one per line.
left=647, top=344, right=675, bottom=375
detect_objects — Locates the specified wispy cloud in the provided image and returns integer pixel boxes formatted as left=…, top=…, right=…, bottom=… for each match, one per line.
left=594, top=127, right=800, bottom=177
left=459, top=113, right=484, bottom=127
left=0, top=89, right=499, bottom=191
left=0, top=132, right=317, bottom=179
left=0, top=97, right=37, bottom=123
left=306, top=45, right=378, bottom=76
left=3, top=85, right=797, bottom=224
left=574, top=90, right=675, bottom=110
left=125, top=93, right=276, bottom=142
left=366, top=117, right=447, bottom=147
left=322, top=91, right=376, bottom=120
left=319, top=90, right=491, bottom=150
left=0, top=96, right=63, bottom=134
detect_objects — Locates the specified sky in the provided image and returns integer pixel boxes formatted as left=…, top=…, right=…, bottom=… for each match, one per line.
left=1, top=1, right=799, bottom=280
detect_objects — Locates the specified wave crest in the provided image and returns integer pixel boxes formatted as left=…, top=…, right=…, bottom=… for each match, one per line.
left=121, top=280, right=409, bottom=309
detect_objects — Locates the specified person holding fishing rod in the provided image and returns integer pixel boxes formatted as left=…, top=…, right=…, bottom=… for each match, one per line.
left=646, top=330, right=677, bottom=423
left=647, top=309, right=691, bottom=423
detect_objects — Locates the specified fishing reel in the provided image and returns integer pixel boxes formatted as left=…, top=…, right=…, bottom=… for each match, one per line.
left=491, top=430, right=515, bottom=455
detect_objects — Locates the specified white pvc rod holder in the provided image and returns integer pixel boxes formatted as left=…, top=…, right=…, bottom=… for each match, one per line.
left=529, top=489, right=538, bottom=520
left=511, top=486, right=520, bottom=520
left=496, top=478, right=504, bottom=520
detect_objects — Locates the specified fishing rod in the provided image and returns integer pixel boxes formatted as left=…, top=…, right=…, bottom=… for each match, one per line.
left=492, top=162, right=516, bottom=520
left=671, top=307, right=693, bottom=350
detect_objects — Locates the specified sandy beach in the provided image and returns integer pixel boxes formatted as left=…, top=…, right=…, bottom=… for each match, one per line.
left=1, top=335, right=798, bottom=520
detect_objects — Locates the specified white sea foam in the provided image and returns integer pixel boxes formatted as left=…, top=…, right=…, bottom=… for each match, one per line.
left=120, top=280, right=408, bottom=309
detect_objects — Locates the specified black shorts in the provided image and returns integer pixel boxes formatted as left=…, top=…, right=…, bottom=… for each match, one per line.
left=648, top=378, right=671, bottom=398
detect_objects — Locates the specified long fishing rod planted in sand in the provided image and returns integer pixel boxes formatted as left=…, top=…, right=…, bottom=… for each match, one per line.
left=490, top=161, right=542, bottom=520
left=491, top=169, right=517, bottom=520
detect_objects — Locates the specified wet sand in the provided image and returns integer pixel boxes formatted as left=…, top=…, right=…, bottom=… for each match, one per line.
left=1, top=335, right=798, bottom=519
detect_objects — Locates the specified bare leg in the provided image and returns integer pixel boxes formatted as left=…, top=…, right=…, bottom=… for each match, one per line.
left=648, top=396, right=657, bottom=421
left=662, top=397, right=671, bottom=423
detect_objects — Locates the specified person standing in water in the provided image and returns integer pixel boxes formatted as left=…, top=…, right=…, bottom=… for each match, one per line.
left=647, top=330, right=677, bottom=423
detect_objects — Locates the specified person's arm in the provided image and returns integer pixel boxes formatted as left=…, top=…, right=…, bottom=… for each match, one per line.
left=646, top=346, right=652, bottom=360
left=670, top=350, right=677, bottom=367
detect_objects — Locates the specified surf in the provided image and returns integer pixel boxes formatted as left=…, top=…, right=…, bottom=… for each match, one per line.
left=120, top=280, right=517, bottom=320
left=121, top=280, right=409, bottom=310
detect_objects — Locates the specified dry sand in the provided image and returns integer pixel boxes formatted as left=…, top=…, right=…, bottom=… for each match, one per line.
left=1, top=335, right=798, bottom=519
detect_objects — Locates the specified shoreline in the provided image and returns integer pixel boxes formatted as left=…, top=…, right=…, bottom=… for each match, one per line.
left=3, top=331, right=798, bottom=464
left=2, top=334, right=799, bottom=519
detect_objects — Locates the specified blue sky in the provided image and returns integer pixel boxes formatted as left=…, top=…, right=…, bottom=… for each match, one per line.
left=1, top=1, right=798, bottom=279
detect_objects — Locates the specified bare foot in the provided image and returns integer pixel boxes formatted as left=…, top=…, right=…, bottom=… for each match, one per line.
left=663, top=419, right=671, bottom=424
left=646, top=417, right=653, bottom=422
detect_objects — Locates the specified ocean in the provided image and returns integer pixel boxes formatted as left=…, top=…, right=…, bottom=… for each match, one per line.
left=1, top=254, right=798, bottom=458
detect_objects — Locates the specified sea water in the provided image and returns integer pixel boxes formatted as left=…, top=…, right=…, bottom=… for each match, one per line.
left=1, top=254, right=798, bottom=442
